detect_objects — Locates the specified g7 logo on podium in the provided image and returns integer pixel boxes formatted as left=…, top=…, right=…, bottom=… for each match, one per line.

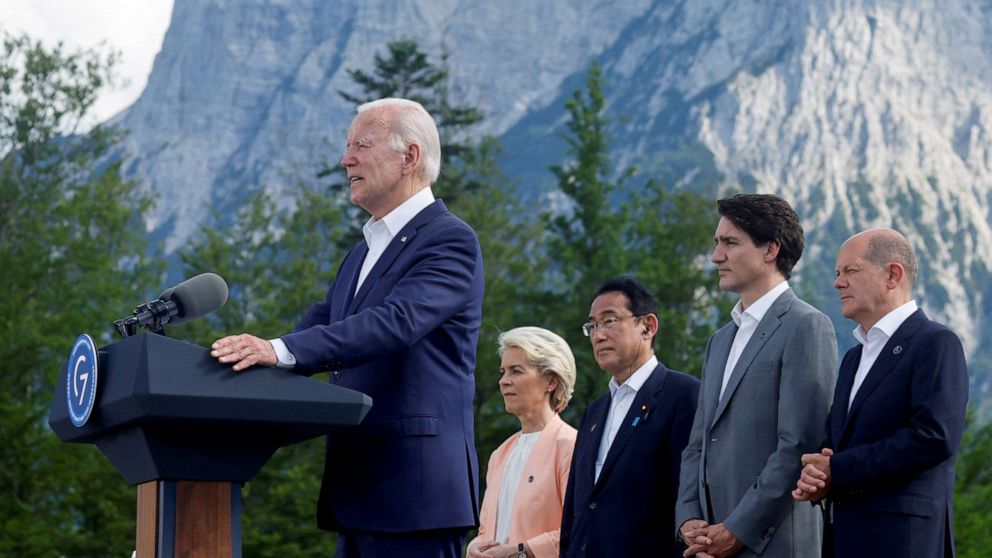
left=66, top=334, right=99, bottom=427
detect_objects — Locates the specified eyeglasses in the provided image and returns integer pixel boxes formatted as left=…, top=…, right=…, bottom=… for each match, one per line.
left=581, top=315, right=643, bottom=337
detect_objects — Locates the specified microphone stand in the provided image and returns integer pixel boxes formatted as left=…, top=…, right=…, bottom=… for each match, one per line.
left=114, top=300, right=171, bottom=339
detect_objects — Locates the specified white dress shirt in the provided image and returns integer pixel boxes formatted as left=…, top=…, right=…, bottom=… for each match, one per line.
left=595, top=355, right=657, bottom=482
left=720, top=281, right=790, bottom=399
left=355, top=186, right=435, bottom=293
left=848, top=300, right=918, bottom=409
left=270, top=187, right=435, bottom=367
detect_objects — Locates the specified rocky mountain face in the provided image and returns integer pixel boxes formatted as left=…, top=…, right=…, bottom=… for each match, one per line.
left=115, top=0, right=992, bottom=409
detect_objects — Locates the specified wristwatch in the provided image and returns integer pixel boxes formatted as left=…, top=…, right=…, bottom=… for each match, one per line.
left=517, top=542, right=527, bottom=558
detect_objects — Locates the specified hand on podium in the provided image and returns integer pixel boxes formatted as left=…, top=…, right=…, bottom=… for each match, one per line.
left=211, top=333, right=278, bottom=372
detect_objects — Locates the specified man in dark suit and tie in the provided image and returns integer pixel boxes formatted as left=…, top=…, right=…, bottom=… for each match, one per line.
left=793, top=228, right=968, bottom=558
left=677, top=194, right=837, bottom=558
left=210, top=98, right=484, bottom=557
left=561, top=277, right=700, bottom=557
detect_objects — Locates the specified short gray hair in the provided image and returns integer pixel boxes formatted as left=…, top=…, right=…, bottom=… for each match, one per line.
left=357, top=98, right=441, bottom=184
left=498, top=326, right=576, bottom=413
left=864, top=232, right=918, bottom=286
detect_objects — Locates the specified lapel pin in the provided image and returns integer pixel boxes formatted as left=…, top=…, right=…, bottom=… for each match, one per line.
left=590, top=423, right=597, bottom=432
left=893, top=345, right=903, bottom=355
left=400, top=236, right=408, bottom=243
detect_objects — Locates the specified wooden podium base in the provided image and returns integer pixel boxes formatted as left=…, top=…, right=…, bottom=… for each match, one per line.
left=136, top=480, right=242, bottom=558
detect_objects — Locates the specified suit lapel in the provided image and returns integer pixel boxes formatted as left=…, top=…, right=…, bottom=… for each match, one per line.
left=712, top=291, right=794, bottom=425
left=581, top=396, right=611, bottom=490
left=336, top=245, right=367, bottom=320
left=840, top=310, right=926, bottom=441
left=704, top=325, right=736, bottom=422
left=831, top=346, right=861, bottom=444
left=596, top=364, right=667, bottom=489
left=347, top=200, right=445, bottom=314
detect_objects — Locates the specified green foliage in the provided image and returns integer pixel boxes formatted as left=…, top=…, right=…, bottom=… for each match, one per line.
left=0, top=33, right=159, bottom=556
left=19, top=30, right=992, bottom=558
left=7, top=29, right=992, bottom=558
left=955, top=414, right=992, bottom=556
left=540, top=63, right=727, bottom=420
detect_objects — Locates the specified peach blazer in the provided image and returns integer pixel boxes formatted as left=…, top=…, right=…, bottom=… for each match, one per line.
left=470, top=414, right=577, bottom=558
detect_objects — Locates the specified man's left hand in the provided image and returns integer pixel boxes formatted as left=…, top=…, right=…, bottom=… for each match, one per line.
left=684, top=523, right=743, bottom=558
left=211, top=333, right=277, bottom=371
left=793, top=448, right=833, bottom=502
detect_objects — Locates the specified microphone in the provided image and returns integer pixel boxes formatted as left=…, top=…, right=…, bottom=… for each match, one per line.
left=114, top=273, right=229, bottom=337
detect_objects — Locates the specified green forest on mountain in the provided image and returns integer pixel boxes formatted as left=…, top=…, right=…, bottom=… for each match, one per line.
left=2, top=33, right=990, bottom=557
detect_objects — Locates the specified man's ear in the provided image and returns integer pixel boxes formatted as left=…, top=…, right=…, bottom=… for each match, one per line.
left=764, top=240, right=781, bottom=263
left=887, top=262, right=906, bottom=288
left=402, top=142, right=421, bottom=175
left=643, top=314, right=660, bottom=338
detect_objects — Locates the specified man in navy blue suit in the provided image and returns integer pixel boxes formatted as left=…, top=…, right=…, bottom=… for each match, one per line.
left=560, top=277, right=700, bottom=557
left=211, top=98, right=484, bottom=558
left=793, top=228, right=968, bottom=557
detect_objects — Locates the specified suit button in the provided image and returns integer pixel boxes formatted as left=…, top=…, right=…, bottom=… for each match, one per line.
left=589, top=502, right=597, bottom=510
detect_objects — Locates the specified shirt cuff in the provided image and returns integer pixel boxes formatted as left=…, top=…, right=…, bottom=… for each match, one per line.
left=269, top=338, right=296, bottom=368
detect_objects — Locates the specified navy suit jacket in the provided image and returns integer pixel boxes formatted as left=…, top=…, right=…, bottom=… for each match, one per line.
left=280, top=200, right=484, bottom=533
left=825, top=309, right=968, bottom=558
left=560, top=362, right=699, bottom=558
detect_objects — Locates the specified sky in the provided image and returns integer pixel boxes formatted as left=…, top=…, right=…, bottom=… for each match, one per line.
left=0, top=0, right=175, bottom=128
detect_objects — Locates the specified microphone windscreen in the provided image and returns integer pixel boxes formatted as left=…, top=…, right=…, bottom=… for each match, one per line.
left=159, top=272, right=229, bottom=324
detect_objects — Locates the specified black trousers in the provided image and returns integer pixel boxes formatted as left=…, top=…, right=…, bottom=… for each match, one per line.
left=334, top=527, right=466, bottom=558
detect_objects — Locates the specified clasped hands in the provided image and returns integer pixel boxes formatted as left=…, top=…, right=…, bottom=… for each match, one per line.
left=210, top=333, right=277, bottom=371
left=680, top=520, right=743, bottom=558
left=792, top=448, right=833, bottom=502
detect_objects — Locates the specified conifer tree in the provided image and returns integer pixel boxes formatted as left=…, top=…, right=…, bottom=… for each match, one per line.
left=0, top=33, right=159, bottom=557
left=542, top=63, right=727, bottom=420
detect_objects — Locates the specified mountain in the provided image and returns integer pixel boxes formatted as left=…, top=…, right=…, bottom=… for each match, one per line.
left=114, top=0, right=992, bottom=412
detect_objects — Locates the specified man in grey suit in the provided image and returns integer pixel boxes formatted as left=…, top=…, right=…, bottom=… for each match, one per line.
left=676, top=194, right=837, bottom=558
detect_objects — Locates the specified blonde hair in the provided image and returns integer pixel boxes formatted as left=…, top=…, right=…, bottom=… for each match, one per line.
left=498, top=326, right=576, bottom=413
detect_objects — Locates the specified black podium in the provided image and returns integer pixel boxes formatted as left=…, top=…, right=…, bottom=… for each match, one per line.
left=49, top=333, right=372, bottom=558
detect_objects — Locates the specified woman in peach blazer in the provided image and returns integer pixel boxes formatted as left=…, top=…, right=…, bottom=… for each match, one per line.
left=467, top=327, right=578, bottom=558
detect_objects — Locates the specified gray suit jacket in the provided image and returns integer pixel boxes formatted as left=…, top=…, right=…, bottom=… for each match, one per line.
left=676, top=288, right=837, bottom=557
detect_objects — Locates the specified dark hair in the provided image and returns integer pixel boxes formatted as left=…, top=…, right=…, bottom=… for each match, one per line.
left=591, top=277, right=660, bottom=344
left=717, top=194, right=805, bottom=279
